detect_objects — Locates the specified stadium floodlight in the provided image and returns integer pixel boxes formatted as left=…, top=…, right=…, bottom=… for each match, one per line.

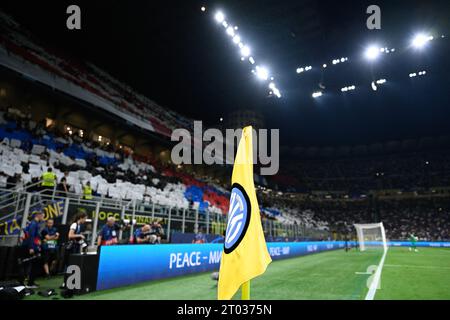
left=232, top=35, right=241, bottom=44
left=273, top=88, right=281, bottom=98
left=376, top=79, right=386, bottom=84
left=215, top=11, right=225, bottom=23
left=234, top=26, right=238, bottom=30
left=341, top=85, right=355, bottom=92
left=255, top=66, right=269, bottom=81
left=409, top=73, right=417, bottom=78
left=323, top=64, right=327, bottom=68
left=412, top=33, right=432, bottom=48
left=371, top=81, right=377, bottom=91
left=340, top=57, right=345, bottom=62
left=365, top=45, right=380, bottom=60
left=312, top=91, right=322, bottom=98
left=296, top=67, right=304, bottom=74
left=241, top=45, right=251, bottom=57
left=249, top=56, right=255, bottom=64
left=269, top=82, right=276, bottom=90
left=226, top=26, right=235, bottom=37
left=201, top=6, right=206, bottom=12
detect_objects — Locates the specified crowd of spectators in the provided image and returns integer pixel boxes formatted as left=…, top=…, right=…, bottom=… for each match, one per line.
left=261, top=195, right=450, bottom=241
left=273, top=151, right=450, bottom=194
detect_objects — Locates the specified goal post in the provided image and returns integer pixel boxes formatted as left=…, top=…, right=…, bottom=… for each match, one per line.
left=354, top=222, right=387, bottom=252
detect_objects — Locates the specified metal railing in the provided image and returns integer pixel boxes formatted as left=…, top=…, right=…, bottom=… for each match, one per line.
left=0, top=188, right=331, bottom=247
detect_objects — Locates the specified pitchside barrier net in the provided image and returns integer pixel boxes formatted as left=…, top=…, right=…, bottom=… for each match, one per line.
left=354, top=222, right=388, bottom=252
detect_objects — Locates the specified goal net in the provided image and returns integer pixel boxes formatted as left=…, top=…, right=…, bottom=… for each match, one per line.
left=354, top=223, right=387, bottom=252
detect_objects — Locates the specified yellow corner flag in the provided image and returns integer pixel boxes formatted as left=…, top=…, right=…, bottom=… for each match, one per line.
left=218, top=126, right=272, bottom=300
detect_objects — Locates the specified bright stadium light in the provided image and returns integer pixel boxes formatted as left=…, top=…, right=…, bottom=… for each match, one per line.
left=365, top=45, right=380, bottom=60
left=226, top=26, right=235, bottom=37
left=296, top=67, right=304, bottom=73
left=323, top=64, right=327, bottom=68
left=215, top=11, right=225, bottom=23
left=255, top=66, right=269, bottom=81
left=201, top=6, right=206, bottom=12
left=312, top=91, right=322, bottom=98
left=412, top=33, right=432, bottom=48
left=241, top=45, right=251, bottom=57
left=249, top=56, right=255, bottom=64
left=341, top=85, right=355, bottom=92
left=273, top=88, right=281, bottom=98
left=371, top=81, right=378, bottom=91
left=232, top=35, right=241, bottom=44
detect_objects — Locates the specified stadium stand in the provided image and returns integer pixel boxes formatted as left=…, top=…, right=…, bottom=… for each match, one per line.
left=0, top=108, right=228, bottom=215
left=0, top=11, right=194, bottom=138
left=0, top=10, right=449, bottom=243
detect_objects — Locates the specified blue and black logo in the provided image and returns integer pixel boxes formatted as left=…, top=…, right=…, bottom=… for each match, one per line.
left=224, top=183, right=251, bottom=254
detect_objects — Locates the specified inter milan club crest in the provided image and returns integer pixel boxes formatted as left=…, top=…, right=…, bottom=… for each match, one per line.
left=224, top=183, right=251, bottom=254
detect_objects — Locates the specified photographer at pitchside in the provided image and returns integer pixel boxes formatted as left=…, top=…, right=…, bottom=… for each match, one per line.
left=97, top=216, right=119, bottom=246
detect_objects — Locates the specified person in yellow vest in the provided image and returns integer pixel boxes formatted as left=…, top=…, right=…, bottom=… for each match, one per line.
left=41, top=167, right=56, bottom=196
left=82, top=181, right=93, bottom=200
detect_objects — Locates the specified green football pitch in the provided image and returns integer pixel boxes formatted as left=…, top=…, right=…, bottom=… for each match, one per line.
left=26, top=247, right=450, bottom=300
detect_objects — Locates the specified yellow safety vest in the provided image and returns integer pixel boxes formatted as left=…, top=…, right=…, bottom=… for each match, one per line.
left=41, top=172, right=56, bottom=187
left=83, top=185, right=93, bottom=200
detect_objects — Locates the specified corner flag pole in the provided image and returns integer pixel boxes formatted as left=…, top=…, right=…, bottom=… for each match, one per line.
left=241, top=281, right=250, bottom=300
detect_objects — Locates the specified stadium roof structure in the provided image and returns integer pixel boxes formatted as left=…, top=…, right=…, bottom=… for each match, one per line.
left=1, top=0, right=449, bottom=147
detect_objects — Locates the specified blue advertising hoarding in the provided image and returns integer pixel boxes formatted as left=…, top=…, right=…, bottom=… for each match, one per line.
left=96, top=240, right=450, bottom=291
left=96, top=241, right=347, bottom=290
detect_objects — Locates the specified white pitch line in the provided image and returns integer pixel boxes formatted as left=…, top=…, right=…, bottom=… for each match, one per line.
left=365, top=248, right=388, bottom=300
left=355, top=272, right=372, bottom=275
left=384, top=264, right=450, bottom=270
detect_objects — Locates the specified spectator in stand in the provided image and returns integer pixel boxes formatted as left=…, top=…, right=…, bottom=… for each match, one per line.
left=56, top=177, right=69, bottom=197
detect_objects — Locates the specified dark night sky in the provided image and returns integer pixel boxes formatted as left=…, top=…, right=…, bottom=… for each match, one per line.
left=1, top=0, right=449, bottom=147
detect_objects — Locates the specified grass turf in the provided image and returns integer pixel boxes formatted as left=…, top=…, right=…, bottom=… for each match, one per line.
left=25, top=247, right=450, bottom=300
